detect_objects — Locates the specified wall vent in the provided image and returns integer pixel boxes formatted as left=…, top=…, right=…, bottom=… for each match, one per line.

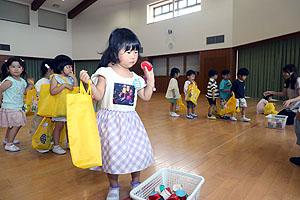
left=206, top=35, right=224, bottom=45
left=0, top=44, right=10, bottom=51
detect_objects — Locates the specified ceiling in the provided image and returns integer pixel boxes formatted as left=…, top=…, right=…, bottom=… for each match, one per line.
left=13, top=0, right=130, bottom=13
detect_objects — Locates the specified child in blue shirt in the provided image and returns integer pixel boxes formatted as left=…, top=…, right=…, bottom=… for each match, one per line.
left=219, top=69, right=237, bottom=121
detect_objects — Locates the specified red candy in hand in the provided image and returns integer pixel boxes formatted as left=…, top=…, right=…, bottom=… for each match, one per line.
left=141, top=61, right=153, bottom=71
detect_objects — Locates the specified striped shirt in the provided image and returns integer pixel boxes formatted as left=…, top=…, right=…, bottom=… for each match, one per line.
left=206, top=78, right=219, bottom=98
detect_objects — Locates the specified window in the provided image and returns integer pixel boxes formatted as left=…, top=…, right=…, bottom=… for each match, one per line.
left=0, top=0, right=29, bottom=24
left=147, top=0, right=201, bottom=24
left=38, top=9, right=66, bottom=31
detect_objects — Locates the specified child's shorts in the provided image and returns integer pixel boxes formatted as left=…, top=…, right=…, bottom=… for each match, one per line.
left=207, top=97, right=216, bottom=105
left=186, top=101, right=196, bottom=108
left=236, top=98, right=247, bottom=108
left=168, top=98, right=177, bottom=104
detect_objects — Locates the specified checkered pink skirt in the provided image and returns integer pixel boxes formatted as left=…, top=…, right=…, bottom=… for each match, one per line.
left=0, top=108, right=27, bottom=127
left=91, top=109, right=154, bottom=174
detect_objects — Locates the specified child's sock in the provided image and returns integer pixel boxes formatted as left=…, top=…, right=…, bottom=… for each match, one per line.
left=130, top=181, right=141, bottom=190
left=106, top=184, right=120, bottom=200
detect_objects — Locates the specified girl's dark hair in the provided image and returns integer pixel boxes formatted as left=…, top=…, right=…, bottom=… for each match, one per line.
left=186, top=70, right=195, bottom=76
left=264, top=94, right=273, bottom=100
left=208, top=69, right=218, bottom=77
left=170, top=68, right=180, bottom=78
left=40, top=59, right=53, bottom=78
left=1, top=57, right=27, bottom=80
left=283, top=64, right=298, bottom=89
left=97, top=28, right=141, bottom=68
left=53, top=55, right=72, bottom=74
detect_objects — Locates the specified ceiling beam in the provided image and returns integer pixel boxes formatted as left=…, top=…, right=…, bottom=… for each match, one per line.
left=31, top=0, right=46, bottom=11
left=68, top=0, right=98, bottom=19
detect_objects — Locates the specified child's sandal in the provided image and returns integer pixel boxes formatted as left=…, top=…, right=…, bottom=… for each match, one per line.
left=106, top=184, right=120, bottom=200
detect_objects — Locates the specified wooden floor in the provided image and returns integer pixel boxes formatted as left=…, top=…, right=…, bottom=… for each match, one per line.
left=1, top=93, right=300, bottom=200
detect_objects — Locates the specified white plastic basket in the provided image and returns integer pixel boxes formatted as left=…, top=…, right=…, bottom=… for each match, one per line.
left=266, top=114, right=288, bottom=129
left=130, top=168, right=205, bottom=200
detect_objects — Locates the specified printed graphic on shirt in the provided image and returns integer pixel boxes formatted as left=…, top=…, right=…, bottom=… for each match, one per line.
left=113, top=83, right=135, bottom=106
left=226, top=82, right=232, bottom=86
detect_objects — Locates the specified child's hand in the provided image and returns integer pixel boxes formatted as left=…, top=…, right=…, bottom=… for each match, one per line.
left=80, top=70, right=90, bottom=85
left=144, top=67, right=155, bottom=86
left=68, top=71, right=76, bottom=79
left=27, top=78, right=34, bottom=85
left=64, top=84, right=74, bottom=91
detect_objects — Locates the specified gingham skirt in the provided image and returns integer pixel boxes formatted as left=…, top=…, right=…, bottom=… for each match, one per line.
left=92, top=109, right=154, bottom=174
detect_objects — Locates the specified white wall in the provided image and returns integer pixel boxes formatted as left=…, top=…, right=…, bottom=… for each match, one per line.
left=130, top=0, right=233, bottom=57
left=72, top=1, right=131, bottom=60
left=0, top=10, right=72, bottom=58
left=72, top=0, right=233, bottom=59
left=232, top=0, right=300, bottom=46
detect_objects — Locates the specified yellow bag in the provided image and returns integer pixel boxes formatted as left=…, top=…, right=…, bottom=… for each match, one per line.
left=175, top=95, right=187, bottom=112
left=23, top=80, right=37, bottom=116
left=264, top=103, right=279, bottom=115
left=186, top=81, right=201, bottom=105
left=67, top=81, right=102, bottom=169
left=219, top=93, right=238, bottom=115
left=31, top=117, right=65, bottom=150
left=37, top=74, right=79, bottom=117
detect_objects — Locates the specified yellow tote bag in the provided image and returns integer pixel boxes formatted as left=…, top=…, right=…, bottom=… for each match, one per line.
left=219, top=93, right=238, bottom=115
left=24, top=80, right=37, bottom=116
left=37, top=74, right=79, bottom=117
left=175, top=95, right=187, bottom=112
left=186, top=81, right=201, bottom=105
left=67, top=81, right=102, bottom=169
left=31, top=117, right=65, bottom=150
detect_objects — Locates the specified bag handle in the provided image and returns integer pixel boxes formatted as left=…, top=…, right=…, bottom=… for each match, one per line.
left=80, top=80, right=92, bottom=95
left=50, top=74, right=68, bottom=83
left=28, top=79, right=34, bottom=87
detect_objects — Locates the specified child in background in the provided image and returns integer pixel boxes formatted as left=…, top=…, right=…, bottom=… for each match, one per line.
left=231, top=68, right=251, bottom=122
left=79, top=28, right=154, bottom=200
left=29, top=59, right=54, bottom=153
left=0, top=57, right=33, bottom=152
left=219, top=69, right=237, bottom=121
left=256, top=94, right=273, bottom=114
left=184, top=70, right=198, bottom=119
left=50, top=55, right=78, bottom=155
left=166, top=68, right=181, bottom=117
left=206, top=69, right=219, bottom=120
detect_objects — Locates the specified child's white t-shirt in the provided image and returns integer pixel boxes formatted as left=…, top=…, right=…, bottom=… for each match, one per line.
left=91, top=67, right=146, bottom=112
left=165, top=78, right=180, bottom=99
left=35, top=77, right=49, bottom=96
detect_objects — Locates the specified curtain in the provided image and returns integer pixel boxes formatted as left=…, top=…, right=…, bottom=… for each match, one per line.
left=74, top=61, right=99, bottom=80
left=24, top=59, right=44, bottom=83
left=238, top=36, right=300, bottom=99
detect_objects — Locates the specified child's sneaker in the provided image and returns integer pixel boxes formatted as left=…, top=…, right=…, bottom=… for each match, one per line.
left=5, top=144, right=20, bottom=152
left=186, top=114, right=193, bottom=119
left=190, top=113, right=198, bottom=117
left=107, top=185, right=120, bottom=200
left=240, top=117, right=251, bottom=122
left=230, top=116, right=237, bottom=121
left=170, top=112, right=180, bottom=117
left=52, top=145, right=66, bottom=155
left=207, top=115, right=216, bottom=120
left=220, top=115, right=230, bottom=120
left=3, top=140, right=20, bottom=145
